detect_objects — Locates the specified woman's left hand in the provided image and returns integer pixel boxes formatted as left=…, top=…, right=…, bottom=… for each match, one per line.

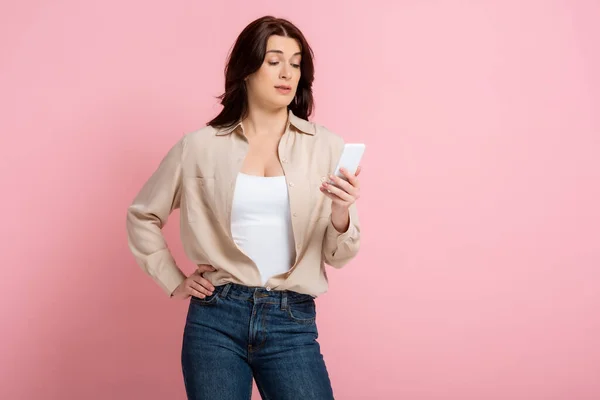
left=320, top=166, right=362, bottom=231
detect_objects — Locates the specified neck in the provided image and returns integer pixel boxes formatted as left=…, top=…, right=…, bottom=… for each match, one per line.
left=241, top=105, right=289, bottom=138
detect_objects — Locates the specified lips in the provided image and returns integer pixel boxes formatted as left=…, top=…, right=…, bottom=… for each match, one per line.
left=275, top=85, right=291, bottom=90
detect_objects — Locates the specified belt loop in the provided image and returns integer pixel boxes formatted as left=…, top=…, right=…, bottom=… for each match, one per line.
left=281, top=291, right=288, bottom=311
left=219, top=283, right=231, bottom=299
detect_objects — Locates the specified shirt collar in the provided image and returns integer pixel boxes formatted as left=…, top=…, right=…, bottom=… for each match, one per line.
left=215, top=109, right=316, bottom=136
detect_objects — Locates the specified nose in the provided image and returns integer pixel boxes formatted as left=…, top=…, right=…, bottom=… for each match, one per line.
left=280, top=65, right=292, bottom=80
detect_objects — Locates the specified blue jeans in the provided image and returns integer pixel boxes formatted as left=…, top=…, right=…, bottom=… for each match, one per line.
left=181, top=282, right=335, bottom=400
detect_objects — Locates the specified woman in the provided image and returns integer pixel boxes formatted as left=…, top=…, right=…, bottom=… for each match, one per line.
left=126, top=15, right=361, bottom=400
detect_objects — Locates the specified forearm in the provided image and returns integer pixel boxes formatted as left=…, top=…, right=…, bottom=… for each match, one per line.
left=322, top=203, right=361, bottom=268
left=330, top=206, right=350, bottom=233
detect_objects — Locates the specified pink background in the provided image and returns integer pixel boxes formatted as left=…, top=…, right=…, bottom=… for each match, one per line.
left=2, top=1, right=599, bottom=399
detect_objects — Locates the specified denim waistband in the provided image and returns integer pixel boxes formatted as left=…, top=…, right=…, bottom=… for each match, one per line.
left=216, top=282, right=314, bottom=307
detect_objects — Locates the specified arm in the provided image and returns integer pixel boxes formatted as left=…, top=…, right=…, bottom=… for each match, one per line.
left=322, top=201, right=361, bottom=268
left=320, top=167, right=362, bottom=268
left=125, top=137, right=187, bottom=296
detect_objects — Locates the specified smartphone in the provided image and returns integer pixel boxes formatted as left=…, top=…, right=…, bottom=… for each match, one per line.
left=329, top=143, right=365, bottom=185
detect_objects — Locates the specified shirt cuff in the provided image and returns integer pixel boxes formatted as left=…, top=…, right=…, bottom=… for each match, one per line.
left=326, top=211, right=357, bottom=246
left=146, top=251, right=187, bottom=296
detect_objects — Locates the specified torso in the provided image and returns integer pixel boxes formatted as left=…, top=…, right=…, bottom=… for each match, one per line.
left=233, top=131, right=292, bottom=284
left=230, top=172, right=295, bottom=284
left=239, top=134, right=284, bottom=177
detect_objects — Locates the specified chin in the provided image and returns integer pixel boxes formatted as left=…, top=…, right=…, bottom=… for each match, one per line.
left=269, top=99, right=293, bottom=109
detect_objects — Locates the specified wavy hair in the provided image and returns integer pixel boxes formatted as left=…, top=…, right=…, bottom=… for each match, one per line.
left=207, top=16, right=315, bottom=129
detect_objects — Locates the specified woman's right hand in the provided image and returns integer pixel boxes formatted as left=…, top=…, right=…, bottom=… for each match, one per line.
left=171, top=264, right=217, bottom=300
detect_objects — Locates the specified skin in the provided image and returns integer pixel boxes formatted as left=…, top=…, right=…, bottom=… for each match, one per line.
left=172, top=35, right=361, bottom=300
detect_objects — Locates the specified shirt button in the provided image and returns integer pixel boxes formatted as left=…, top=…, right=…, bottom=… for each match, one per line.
left=289, top=182, right=294, bottom=187
left=266, top=286, right=271, bottom=291
left=293, top=212, right=297, bottom=217
left=281, top=158, right=288, bottom=163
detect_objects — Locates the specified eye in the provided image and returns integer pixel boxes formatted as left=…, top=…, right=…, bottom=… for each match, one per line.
left=268, top=61, right=279, bottom=66
left=291, top=63, right=301, bottom=69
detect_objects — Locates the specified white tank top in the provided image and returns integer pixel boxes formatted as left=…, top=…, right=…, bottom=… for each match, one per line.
left=230, top=173, right=295, bottom=285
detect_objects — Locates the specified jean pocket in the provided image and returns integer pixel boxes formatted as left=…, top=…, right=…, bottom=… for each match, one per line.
left=190, top=290, right=220, bottom=306
left=286, top=298, right=317, bottom=324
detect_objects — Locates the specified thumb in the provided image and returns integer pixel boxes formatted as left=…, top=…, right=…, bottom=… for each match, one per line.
left=197, top=264, right=216, bottom=272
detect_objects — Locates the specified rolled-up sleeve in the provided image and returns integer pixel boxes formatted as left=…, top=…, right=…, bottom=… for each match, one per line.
left=126, top=137, right=187, bottom=296
left=322, top=202, right=361, bottom=268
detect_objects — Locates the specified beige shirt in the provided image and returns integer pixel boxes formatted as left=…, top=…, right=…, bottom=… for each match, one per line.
left=126, top=110, right=361, bottom=298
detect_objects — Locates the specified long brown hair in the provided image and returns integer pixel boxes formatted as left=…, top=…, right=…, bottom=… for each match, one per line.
left=207, top=16, right=315, bottom=130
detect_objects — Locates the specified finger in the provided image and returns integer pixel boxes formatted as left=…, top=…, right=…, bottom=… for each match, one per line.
left=320, top=186, right=352, bottom=205
left=340, top=167, right=360, bottom=188
left=355, top=165, right=362, bottom=177
left=321, top=182, right=354, bottom=202
left=319, top=187, right=346, bottom=203
left=189, top=273, right=215, bottom=290
left=188, top=286, right=206, bottom=298
left=191, top=275, right=215, bottom=292
left=327, top=174, right=355, bottom=195
left=197, top=264, right=217, bottom=273
left=188, top=279, right=212, bottom=295
left=189, top=280, right=213, bottom=296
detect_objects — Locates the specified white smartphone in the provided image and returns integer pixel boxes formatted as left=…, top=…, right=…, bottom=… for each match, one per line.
left=329, top=143, right=365, bottom=185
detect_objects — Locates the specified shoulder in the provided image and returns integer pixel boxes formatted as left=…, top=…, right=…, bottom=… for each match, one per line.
left=183, top=125, right=220, bottom=142
left=312, top=122, right=345, bottom=156
left=315, top=123, right=343, bottom=142
left=154, top=126, right=218, bottom=163
left=302, top=121, right=346, bottom=171
left=292, top=111, right=345, bottom=150
left=176, top=125, right=219, bottom=151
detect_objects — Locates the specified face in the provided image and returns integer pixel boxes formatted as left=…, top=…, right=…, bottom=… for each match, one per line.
left=245, top=35, right=302, bottom=110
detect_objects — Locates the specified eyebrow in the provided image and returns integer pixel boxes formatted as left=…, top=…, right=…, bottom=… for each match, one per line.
left=266, top=50, right=302, bottom=56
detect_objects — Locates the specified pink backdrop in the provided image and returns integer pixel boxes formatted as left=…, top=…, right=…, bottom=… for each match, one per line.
left=2, top=1, right=599, bottom=399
